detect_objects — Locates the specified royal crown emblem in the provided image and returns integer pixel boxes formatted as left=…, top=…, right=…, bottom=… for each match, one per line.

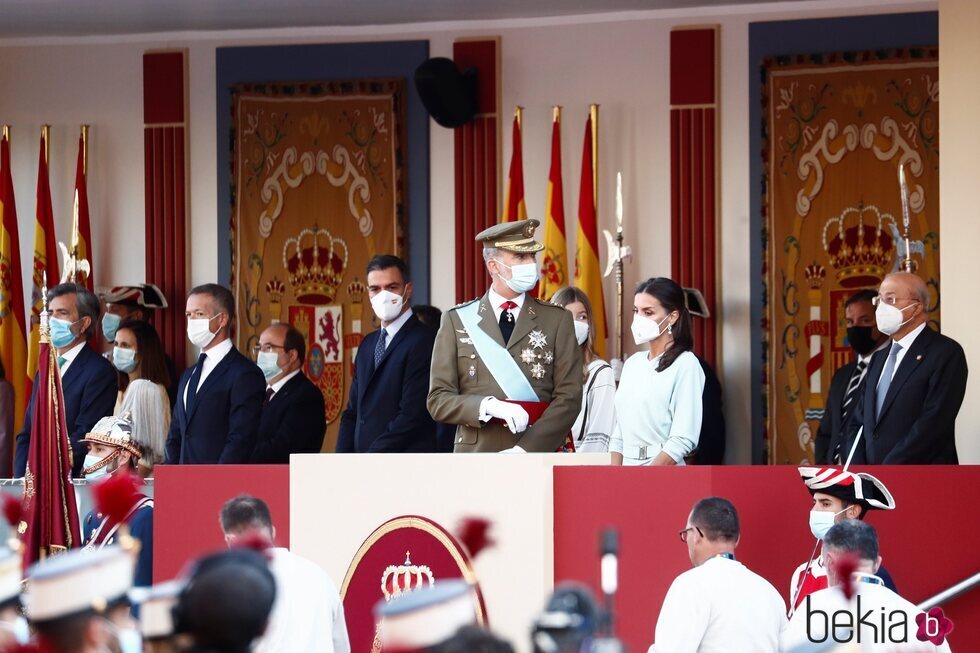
left=282, top=226, right=349, bottom=305
left=266, top=277, right=286, bottom=323
left=821, top=205, right=896, bottom=288
left=380, top=552, right=434, bottom=602
left=803, top=262, right=827, bottom=290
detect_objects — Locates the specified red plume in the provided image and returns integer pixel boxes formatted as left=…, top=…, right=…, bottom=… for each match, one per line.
left=1, top=494, right=24, bottom=528
left=91, top=470, right=142, bottom=524
left=231, top=528, right=274, bottom=561
left=456, top=517, right=494, bottom=560
left=833, top=552, right=860, bottom=600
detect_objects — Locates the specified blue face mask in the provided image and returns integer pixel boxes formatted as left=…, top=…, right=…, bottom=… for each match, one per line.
left=256, top=351, right=283, bottom=381
left=102, top=312, right=122, bottom=341
left=494, top=259, right=539, bottom=294
left=113, top=346, right=137, bottom=374
left=49, top=317, right=79, bottom=348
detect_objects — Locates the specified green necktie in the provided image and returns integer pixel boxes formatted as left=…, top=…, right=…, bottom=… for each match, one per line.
left=57, top=356, right=67, bottom=369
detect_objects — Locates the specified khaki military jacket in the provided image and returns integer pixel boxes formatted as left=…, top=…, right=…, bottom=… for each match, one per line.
left=427, top=291, right=583, bottom=452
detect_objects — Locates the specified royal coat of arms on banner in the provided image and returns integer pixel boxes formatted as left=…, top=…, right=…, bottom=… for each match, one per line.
left=231, top=80, right=407, bottom=451
left=762, top=48, right=940, bottom=465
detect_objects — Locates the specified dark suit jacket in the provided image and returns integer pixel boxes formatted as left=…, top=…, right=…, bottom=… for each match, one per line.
left=15, top=344, right=118, bottom=477
left=84, top=499, right=153, bottom=587
left=250, top=372, right=326, bottom=463
left=337, top=313, right=438, bottom=452
left=815, top=360, right=858, bottom=464
left=692, top=355, right=726, bottom=465
left=846, top=326, right=968, bottom=464
left=164, top=345, right=266, bottom=464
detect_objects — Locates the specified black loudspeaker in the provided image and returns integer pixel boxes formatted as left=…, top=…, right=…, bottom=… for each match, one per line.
left=414, top=57, right=478, bottom=128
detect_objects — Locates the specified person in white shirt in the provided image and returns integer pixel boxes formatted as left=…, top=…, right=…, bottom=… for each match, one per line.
left=611, top=277, right=705, bottom=465
left=220, top=494, right=350, bottom=653
left=651, top=497, right=787, bottom=653
left=782, top=520, right=953, bottom=652
left=551, top=286, right=616, bottom=453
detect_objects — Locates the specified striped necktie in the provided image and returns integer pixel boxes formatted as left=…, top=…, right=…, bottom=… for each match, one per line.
left=374, top=328, right=388, bottom=368
left=833, top=360, right=868, bottom=463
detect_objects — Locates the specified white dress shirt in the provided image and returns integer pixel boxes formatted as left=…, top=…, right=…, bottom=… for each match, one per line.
left=252, top=547, right=350, bottom=653
left=379, top=307, right=414, bottom=349
left=782, top=574, right=952, bottom=652
left=57, top=341, right=87, bottom=377
left=610, top=350, right=705, bottom=464
left=651, top=556, right=787, bottom=653
left=183, top=338, right=234, bottom=407
left=487, top=286, right=525, bottom=323
left=268, top=369, right=302, bottom=395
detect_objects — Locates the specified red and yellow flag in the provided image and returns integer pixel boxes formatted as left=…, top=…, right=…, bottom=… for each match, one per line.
left=28, top=131, right=59, bottom=384
left=22, top=320, right=82, bottom=564
left=0, top=132, right=29, bottom=443
left=573, top=107, right=607, bottom=359
left=73, top=130, right=93, bottom=291
left=538, top=107, right=568, bottom=301
left=502, top=107, right=527, bottom=223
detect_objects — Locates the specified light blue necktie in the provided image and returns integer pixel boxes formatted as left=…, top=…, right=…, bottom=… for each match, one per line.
left=875, top=342, right=902, bottom=420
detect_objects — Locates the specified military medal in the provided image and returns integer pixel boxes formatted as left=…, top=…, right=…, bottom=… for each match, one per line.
left=531, top=363, right=546, bottom=379
left=521, top=348, right=537, bottom=365
left=543, top=351, right=554, bottom=364
left=529, top=329, right=547, bottom=349
left=468, top=365, right=476, bottom=378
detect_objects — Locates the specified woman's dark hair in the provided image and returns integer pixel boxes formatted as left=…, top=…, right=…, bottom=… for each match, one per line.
left=117, top=320, right=171, bottom=392
left=635, top=277, right=693, bottom=372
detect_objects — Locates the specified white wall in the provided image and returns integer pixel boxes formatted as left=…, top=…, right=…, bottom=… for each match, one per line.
left=0, top=0, right=939, bottom=464
left=939, top=0, right=980, bottom=463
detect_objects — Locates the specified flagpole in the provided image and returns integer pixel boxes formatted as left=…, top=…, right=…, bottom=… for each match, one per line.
left=590, top=104, right=599, bottom=217
left=41, top=125, right=50, bottom=165
left=81, top=125, right=89, bottom=179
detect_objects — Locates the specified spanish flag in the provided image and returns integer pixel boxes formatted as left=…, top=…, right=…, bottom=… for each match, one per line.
left=538, top=107, right=568, bottom=301
left=73, top=131, right=94, bottom=291
left=501, top=107, right=527, bottom=223
left=573, top=107, right=607, bottom=359
left=27, top=132, right=59, bottom=384
left=0, top=133, right=29, bottom=444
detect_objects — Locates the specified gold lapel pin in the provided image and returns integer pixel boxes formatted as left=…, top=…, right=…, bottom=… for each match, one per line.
left=916, top=355, right=923, bottom=361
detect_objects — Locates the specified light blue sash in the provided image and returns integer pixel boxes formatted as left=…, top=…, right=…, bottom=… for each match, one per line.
left=457, top=301, right=539, bottom=402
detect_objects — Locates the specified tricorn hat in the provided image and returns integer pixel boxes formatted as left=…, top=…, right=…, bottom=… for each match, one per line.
left=798, top=467, right=896, bottom=511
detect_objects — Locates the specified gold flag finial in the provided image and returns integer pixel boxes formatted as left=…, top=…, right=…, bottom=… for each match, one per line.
left=2, top=125, right=8, bottom=141
left=39, top=272, right=50, bottom=344
left=41, top=125, right=50, bottom=164
left=514, top=106, right=523, bottom=129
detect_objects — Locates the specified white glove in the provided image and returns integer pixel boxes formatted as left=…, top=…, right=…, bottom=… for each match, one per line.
left=483, top=397, right=530, bottom=434
left=610, top=357, right=625, bottom=383
left=499, top=445, right=527, bottom=454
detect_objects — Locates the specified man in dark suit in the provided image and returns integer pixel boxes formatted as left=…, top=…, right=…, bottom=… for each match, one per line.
left=846, top=272, right=968, bottom=464
left=165, top=284, right=265, bottom=464
left=250, top=323, right=326, bottom=463
left=337, top=255, right=437, bottom=452
left=15, top=283, right=118, bottom=477
left=814, top=289, right=889, bottom=464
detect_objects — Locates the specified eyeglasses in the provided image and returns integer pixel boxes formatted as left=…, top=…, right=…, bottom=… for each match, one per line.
left=872, top=295, right=918, bottom=307
left=678, top=526, right=703, bottom=543
left=251, top=344, right=286, bottom=356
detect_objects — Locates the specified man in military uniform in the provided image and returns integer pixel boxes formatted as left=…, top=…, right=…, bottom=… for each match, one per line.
left=428, top=219, right=582, bottom=452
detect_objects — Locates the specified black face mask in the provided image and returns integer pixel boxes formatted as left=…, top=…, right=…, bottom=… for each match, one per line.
left=846, top=326, right=877, bottom=356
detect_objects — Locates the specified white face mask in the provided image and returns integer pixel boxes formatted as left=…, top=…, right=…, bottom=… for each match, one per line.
left=573, top=320, right=590, bottom=346
left=809, top=506, right=851, bottom=540
left=494, top=259, right=539, bottom=294
left=83, top=453, right=112, bottom=480
left=370, top=289, right=404, bottom=323
left=875, top=301, right=918, bottom=336
left=631, top=313, right=671, bottom=346
left=187, top=314, right=221, bottom=348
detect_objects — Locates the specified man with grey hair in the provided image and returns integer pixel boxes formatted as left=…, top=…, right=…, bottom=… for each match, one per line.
left=843, top=272, right=967, bottom=464
left=782, top=520, right=953, bottom=651
left=428, top=219, right=582, bottom=452
left=14, top=282, right=118, bottom=477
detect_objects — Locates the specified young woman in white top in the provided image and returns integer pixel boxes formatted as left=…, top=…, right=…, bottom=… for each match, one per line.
left=551, top=286, right=616, bottom=452
left=611, top=277, right=705, bottom=466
